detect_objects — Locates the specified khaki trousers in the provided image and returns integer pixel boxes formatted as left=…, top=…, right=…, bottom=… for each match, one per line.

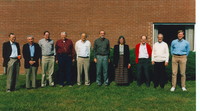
left=77, top=57, right=90, bottom=85
left=172, top=55, right=187, bottom=88
left=25, top=66, right=38, bottom=88
left=6, top=58, right=19, bottom=90
left=41, top=56, right=55, bottom=86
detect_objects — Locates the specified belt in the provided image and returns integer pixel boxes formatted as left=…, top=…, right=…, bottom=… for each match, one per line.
left=174, top=54, right=186, bottom=56
left=97, top=54, right=108, bottom=56
left=42, top=54, right=54, bottom=56
left=139, top=58, right=148, bottom=60
left=10, top=57, right=18, bottom=59
left=78, top=56, right=89, bottom=58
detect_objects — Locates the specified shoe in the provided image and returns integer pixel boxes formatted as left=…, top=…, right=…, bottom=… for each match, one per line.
left=105, top=84, right=109, bottom=86
left=41, top=84, right=46, bottom=88
left=59, top=85, right=64, bottom=87
left=97, top=83, right=102, bottom=86
left=6, top=89, right=11, bottom=92
left=182, top=87, right=187, bottom=91
left=170, top=87, right=175, bottom=92
left=85, top=83, right=90, bottom=86
left=77, top=83, right=81, bottom=86
left=69, top=85, right=73, bottom=87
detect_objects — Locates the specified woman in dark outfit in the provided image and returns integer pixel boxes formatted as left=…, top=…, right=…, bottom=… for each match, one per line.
left=113, top=36, right=131, bottom=85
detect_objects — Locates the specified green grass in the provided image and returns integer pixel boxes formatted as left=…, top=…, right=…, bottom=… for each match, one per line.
left=0, top=75, right=195, bottom=111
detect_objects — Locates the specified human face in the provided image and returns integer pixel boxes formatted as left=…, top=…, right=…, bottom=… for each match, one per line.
left=9, top=35, right=16, bottom=43
left=141, top=36, right=147, bottom=44
left=178, top=32, right=184, bottom=40
left=44, top=32, right=50, bottom=40
left=119, top=38, right=124, bottom=44
left=81, top=33, right=87, bottom=41
left=99, top=31, right=105, bottom=38
left=61, top=33, right=67, bottom=40
left=27, top=37, right=34, bottom=45
left=157, top=34, right=163, bottom=43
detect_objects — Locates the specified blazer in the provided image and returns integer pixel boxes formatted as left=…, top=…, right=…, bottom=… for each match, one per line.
left=22, top=43, right=41, bottom=68
left=135, top=43, right=152, bottom=64
left=113, top=44, right=130, bottom=67
left=2, top=41, right=21, bottom=67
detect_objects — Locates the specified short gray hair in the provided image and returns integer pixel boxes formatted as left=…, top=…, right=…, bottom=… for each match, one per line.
left=27, top=35, right=34, bottom=39
left=61, top=32, right=67, bottom=35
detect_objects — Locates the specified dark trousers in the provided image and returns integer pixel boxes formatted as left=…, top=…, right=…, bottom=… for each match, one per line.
left=136, top=58, right=150, bottom=87
left=58, top=54, right=72, bottom=85
left=154, top=62, right=167, bottom=88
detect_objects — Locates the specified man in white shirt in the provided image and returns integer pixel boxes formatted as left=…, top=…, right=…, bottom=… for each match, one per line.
left=135, top=36, right=152, bottom=87
left=75, top=33, right=91, bottom=86
left=152, top=33, right=169, bottom=88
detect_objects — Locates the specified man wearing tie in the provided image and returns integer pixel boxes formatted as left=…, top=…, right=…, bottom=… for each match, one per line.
left=2, top=33, right=21, bottom=92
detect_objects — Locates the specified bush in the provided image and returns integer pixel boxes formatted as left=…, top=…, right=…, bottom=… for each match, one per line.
left=54, top=49, right=195, bottom=84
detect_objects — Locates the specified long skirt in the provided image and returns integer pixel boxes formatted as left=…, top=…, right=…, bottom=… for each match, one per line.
left=115, top=55, right=128, bottom=84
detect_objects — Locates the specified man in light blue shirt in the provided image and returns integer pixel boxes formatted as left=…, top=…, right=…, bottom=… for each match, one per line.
left=170, top=30, right=190, bottom=92
left=2, top=33, right=21, bottom=92
left=10, top=41, right=18, bottom=58
left=29, top=44, right=35, bottom=57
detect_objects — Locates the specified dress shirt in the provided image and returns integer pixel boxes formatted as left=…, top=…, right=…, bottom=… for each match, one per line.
left=93, top=37, right=110, bottom=58
left=10, top=41, right=18, bottom=58
left=29, top=44, right=35, bottom=57
left=119, top=44, right=124, bottom=55
left=139, top=43, right=149, bottom=58
left=55, top=38, right=75, bottom=57
left=171, top=39, right=190, bottom=56
left=152, top=41, right=169, bottom=62
left=38, top=38, right=55, bottom=56
left=75, top=40, right=91, bottom=58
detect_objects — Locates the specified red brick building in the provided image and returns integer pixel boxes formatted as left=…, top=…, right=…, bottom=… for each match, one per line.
left=0, top=0, right=195, bottom=74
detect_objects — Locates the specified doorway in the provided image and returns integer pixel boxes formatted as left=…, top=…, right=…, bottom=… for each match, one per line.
left=153, top=23, right=195, bottom=50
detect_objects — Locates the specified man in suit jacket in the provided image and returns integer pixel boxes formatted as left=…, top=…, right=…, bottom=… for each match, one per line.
left=23, top=35, right=41, bottom=89
left=135, top=35, right=152, bottom=87
left=2, top=33, right=21, bottom=92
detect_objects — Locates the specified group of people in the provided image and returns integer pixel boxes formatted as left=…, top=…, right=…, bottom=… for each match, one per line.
left=2, top=30, right=190, bottom=92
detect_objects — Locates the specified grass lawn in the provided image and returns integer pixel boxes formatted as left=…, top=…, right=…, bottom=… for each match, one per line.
left=0, top=75, right=196, bottom=111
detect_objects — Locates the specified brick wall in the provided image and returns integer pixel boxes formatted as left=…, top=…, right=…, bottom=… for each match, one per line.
left=0, top=0, right=195, bottom=74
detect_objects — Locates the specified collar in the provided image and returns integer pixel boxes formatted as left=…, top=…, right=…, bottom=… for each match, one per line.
left=100, top=37, right=105, bottom=41
left=45, top=38, right=51, bottom=42
left=81, top=39, right=87, bottom=43
left=178, top=39, right=183, bottom=42
left=10, top=41, right=15, bottom=45
left=62, top=38, right=68, bottom=42
left=158, top=41, right=163, bottom=44
left=28, top=43, right=34, bottom=46
left=140, top=43, right=146, bottom=46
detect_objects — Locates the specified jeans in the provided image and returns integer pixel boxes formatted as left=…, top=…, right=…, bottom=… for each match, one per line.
left=96, top=55, right=109, bottom=85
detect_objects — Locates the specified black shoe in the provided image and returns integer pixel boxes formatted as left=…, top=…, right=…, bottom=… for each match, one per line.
left=154, top=85, right=158, bottom=88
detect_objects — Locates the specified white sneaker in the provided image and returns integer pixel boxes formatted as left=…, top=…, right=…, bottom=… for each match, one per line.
left=170, top=87, right=175, bottom=92
left=77, top=83, right=81, bottom=86
left=182, top=87, right=187, bottom=91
